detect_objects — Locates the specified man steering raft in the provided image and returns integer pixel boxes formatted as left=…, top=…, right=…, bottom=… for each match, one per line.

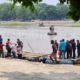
left=49, top=25, right=54, bottom=32
left=39, top=22, right=44, bottom=27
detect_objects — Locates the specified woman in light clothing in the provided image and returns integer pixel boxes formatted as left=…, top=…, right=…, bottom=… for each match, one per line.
left=17, top=46, right=22, bottom=59
left=11, top=44, right=17, bottom=58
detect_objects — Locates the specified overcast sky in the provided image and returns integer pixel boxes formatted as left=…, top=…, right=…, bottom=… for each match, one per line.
left=0, top=0, right=59, bottom=5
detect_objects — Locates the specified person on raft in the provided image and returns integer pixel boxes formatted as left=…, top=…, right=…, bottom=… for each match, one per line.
left=39, top=22, right=44, bottom=26
left=49, top=25, right=54, bottom=32
left=41, top=22, right=43, bottom=26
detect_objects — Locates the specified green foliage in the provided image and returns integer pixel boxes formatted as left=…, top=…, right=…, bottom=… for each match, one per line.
left=0, top=23, right=31, bottom=26
left=8, top=0, right=80, bottom=21
left=59, top=0, right=80, bottom=21
left=0, top=3, right=69, bottom=21
left=9, top=0, right=42, bottom=11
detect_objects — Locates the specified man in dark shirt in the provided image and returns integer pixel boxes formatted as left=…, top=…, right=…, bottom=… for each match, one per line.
left=77, top=40, right=80, bottom=58
left=17, top=39, right=23, bottom=49
left=72, top=39, right=76, bottom=59
left=55, top=40, right=58, bottom=51
left=66, top=40, right=72, bottom=59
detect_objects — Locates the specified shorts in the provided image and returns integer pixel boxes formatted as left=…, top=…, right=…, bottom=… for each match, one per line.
left=53, top=50, right=57, bottom=53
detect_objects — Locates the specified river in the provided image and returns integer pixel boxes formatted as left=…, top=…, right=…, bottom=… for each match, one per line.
left=0, top=26, right=80, bottom=54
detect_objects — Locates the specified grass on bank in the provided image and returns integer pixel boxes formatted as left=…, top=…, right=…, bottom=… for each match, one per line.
left=0, top=23, right=31, bottom=26
left=71, top=25, right=80, bottom=27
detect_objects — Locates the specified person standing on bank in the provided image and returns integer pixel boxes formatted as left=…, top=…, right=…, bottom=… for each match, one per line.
left=0, top=42, right=5, bottom=58
left=6, top=39, right=12, bottom=57
left=0, top=35, right=3, bottom=42
left=59, top=39, right=67, bottom=59
left=55, top=40, right=58, bottom=52
left=11, top=44, right=17, bottom=58
left=66, top=40, right=72, bottom=59
left=50, top=40, right=57, bottom=63
left=77, top=40, right=80, bottom=58
left=72, top=39, right=76, bottom=59
left=17, top=39, right=23, bottom=49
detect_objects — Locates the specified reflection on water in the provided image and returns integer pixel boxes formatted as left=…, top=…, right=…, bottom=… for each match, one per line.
left=0, top=26, right=80, bottom=54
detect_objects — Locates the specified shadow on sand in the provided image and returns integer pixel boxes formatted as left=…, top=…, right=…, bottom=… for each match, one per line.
left=0, top=71, right=80, bottom=80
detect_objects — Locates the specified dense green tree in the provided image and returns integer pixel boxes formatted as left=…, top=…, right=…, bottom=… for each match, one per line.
left=59, top=0, right=80, bottom=21
left=56, top=4, right=69, bottom=20
left=0, top=3, right=69, bottom=21
left=9, top=0, right=42, bottom=11
left=39, top=5, right=58, bottom=20
left=9, top=0, right=80, bottom=21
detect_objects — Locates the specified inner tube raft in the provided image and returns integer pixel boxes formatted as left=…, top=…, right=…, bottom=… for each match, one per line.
left=39, top=25, right=45, bottom=27
left=45, top=60, right=74, bottom=64
left=47, top=32, right=57, bottom=35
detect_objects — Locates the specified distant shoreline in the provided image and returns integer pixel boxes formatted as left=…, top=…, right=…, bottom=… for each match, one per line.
left=0, top=20, right=80, bottom=27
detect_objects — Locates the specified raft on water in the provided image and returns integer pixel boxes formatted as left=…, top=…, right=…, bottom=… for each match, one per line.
left=39, top=25, right=45, bottom=27
left=47, top=32, right=57, bottom=35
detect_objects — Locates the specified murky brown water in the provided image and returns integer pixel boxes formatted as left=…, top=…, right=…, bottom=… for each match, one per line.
left=0, top=26, right=80, bottom=54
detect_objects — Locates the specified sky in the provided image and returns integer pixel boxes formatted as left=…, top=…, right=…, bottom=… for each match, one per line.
left=0, top=0, right=59, bottom=5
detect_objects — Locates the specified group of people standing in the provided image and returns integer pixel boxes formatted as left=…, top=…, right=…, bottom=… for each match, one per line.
left=50, top=39, right=80, bottom=62
left=0, top=35, right=23, bottom=59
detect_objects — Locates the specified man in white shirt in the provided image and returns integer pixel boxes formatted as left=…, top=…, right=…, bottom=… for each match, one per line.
left=11, top=44, right=17, bottom=58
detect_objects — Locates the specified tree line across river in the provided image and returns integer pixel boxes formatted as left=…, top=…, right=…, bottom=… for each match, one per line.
left=0, top=3, right=69, bottom=21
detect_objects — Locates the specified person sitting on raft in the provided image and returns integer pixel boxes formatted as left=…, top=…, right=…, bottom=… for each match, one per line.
left=49, top=25, right=54, bottom=32
left=39, top=22, right=44, bottom=26
left=41, top=22, right=43, bottom=26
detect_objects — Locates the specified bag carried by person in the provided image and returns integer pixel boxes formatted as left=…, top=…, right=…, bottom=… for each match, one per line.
left=58, top=50, right=61, bottom=55
left=6, top=44, right=11, bottom=50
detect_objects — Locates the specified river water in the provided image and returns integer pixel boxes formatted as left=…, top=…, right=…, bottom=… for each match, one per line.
left=0, top=26, right=80, bottom=54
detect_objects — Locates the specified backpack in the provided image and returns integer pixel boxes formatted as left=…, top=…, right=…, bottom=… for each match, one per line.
left=6, top=44, right=11, bottom=50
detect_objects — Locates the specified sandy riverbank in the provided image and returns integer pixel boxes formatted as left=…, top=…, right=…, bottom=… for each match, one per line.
left=0, top=20, right=80, bottom=79
left=0, top=57, right=80, bottom=80
left=22, top=51, right=49, bottom=57
left=0, top=51, right=80, bottom=80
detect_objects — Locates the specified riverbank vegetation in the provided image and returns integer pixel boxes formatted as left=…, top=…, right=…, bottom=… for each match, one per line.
left=71, top=25, right=80, bottom=27
left=0, top=23, right=31, bottom=26
left=0, top=3, right=69, bottom=21
left=10, top=0, right=80, bottom=21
